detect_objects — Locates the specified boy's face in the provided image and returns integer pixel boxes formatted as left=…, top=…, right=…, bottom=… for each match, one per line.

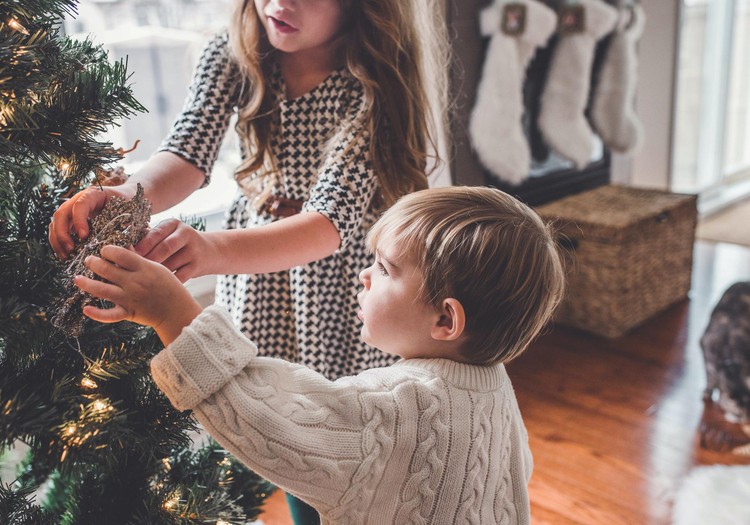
left=357, top=240, right=439, bottom=359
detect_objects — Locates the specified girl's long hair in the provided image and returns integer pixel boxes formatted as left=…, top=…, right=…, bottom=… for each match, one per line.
left=228, top=0, right=451, bottom=207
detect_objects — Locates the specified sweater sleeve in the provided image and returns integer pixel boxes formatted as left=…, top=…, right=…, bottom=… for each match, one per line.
left=150, top=305, right=397, bottom=513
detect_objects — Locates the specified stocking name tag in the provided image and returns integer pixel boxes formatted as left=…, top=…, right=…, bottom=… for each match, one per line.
left=559, top=5, right=586, bottom=34
left=501, top=3, right=527, bottom=36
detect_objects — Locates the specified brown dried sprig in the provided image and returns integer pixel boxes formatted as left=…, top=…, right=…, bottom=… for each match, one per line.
left=52, top=183, right=152, bottom=337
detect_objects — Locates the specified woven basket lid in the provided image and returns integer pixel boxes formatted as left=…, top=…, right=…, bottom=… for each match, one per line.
left=535, top=185, right=697, bottom=243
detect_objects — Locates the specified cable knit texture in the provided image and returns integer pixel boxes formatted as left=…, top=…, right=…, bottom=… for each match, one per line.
left=151, top=306, right=533, bottom=524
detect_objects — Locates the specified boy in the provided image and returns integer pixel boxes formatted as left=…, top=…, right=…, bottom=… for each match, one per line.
left=75, top=186, right=566, bottom=524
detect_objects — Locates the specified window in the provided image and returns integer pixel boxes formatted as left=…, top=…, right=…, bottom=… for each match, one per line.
left=63, top=0, right=240, bottom=228
left=64, top=0, right=241, bottom=302
left=672, top=0, right=750, bottom=210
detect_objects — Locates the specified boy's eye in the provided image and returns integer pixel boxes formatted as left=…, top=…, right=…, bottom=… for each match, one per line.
left=377, top=261, right=389, bottom=276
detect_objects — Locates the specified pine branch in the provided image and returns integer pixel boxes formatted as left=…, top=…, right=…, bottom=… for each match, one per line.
left=0, top=1, right=273, bottom=521
left=0, top=482, right=56, bottom=525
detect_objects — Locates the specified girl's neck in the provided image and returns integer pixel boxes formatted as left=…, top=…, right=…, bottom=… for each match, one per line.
left=278, top=42, right=344, bottom=100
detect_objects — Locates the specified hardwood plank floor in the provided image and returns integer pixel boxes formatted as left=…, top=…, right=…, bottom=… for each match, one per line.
left=258, top=240, right=750, bottom=525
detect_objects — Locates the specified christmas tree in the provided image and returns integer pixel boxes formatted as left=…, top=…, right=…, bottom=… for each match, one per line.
left=0, top=1, right=273, bottom=523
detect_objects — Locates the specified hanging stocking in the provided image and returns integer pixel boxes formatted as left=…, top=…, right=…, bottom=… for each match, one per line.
left=538, top=0, right=618, bottom=169
left=591, top=2, right=646, bottom=154
left=469, top=0, right=557, bottom=185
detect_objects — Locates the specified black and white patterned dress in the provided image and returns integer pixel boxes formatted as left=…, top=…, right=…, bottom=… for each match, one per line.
left=159, top=32, right=397, bottom=380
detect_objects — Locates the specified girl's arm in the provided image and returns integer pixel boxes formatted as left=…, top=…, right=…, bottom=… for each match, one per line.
left=51, top=31, right=236, bottom=259
left=48, top=152, right=204, bottom=259
left=206, top=211, right=341, bottom=274
left=121, top=151, right=206, bottom=214
left=137, top=211, right=340, bottom=281
left=137, top=120, right=378, bottom=280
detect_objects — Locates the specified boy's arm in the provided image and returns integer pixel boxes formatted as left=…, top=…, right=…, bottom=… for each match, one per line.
left=150, top=305, right=396, bottom=515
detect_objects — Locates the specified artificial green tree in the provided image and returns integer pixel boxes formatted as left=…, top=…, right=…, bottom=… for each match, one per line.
left=0, top=1, right=273, bottom=523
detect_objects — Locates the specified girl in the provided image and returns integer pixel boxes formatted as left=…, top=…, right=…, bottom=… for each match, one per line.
left=50, top=0, right=450, bottom=521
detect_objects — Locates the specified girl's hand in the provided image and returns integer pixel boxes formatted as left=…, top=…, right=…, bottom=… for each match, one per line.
left=74, top=245, right=202, bottom=345
left=48, top=185, right=136, bottom=260
left=135, top=219, right=215, bottom=282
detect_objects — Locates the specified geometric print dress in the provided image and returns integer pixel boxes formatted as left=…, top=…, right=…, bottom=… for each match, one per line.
left=159, top=32, right=397, bottom=380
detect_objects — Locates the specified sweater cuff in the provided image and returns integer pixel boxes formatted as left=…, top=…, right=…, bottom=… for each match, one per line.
left=150, top=305, right=258, bottom=411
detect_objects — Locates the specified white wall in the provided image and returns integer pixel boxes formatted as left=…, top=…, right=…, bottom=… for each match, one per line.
left=612, top=0, right=681, bottom=190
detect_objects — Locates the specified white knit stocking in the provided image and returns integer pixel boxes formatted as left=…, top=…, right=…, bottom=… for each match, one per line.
left=469, top=0, right=557, bottom=185
left=538, top=0, right=618, bottom=169
left=591, top=3, right=646, bottom=154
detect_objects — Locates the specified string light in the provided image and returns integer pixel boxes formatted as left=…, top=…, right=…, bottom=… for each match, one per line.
left=80, top=377, right=97, bottom=390
left=64, top=423, right=77, bottom=436
left=162, top=494, right=180, bottom=512
left=7, top=18, right=29, bottom=35
left=57, top=159, right=73, bottom=177
left=0, top=104, right=11, bottom=127
left=92, top=399, right=112, bottom=413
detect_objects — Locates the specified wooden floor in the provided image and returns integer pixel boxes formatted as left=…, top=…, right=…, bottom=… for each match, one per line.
left=258, top=240, right=750, bottom=525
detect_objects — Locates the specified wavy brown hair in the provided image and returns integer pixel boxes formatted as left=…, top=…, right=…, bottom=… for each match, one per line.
left=228, top=0, right=450, bottom=207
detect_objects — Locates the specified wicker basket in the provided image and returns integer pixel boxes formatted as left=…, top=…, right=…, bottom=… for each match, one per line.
left=535, top=185, right=698, bottom=338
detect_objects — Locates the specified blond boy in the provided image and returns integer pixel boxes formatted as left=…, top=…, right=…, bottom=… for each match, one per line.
left=76, top=186, right=565, bottom=524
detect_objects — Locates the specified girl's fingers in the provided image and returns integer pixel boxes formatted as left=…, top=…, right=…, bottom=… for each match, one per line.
left=49, top=199, right=78, bottom=258
left=162, top=248, right=193, bottom=274
left=136, top=219, right=181, bottom=262
left=173, top=263, right=195, bottom=283
left=70, top=189, right=106, bottom=239
left=82, top=304, right=129, bottom=323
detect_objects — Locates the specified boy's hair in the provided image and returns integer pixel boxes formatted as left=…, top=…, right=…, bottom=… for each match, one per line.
left=367, top=186, right=566, bottom=365
left=228, top=0, right=451, bottom=207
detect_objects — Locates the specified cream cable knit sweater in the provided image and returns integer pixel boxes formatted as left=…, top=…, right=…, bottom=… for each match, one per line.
left=151, top=306, right=533, bottom=524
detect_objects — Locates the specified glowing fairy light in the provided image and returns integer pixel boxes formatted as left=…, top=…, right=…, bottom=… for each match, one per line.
left=80, top=377, right=97, bottom=390
left=7, top=18, right=29, bottom=35
left=58, top=160, right=73, bottom=177
left=162, top=494, right=180, bottom=512
left=64, top=423, right=77, bottom=436
left=92, top=399, right=113, bottom=413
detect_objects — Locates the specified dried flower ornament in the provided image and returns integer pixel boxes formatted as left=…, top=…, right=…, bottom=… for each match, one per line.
left=52, top=183, right=152, bottom=337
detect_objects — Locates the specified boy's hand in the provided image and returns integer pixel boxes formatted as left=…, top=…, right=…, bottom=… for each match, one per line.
left=74, top=245, right=202, bottom=345
left=135, top=219, right=215, bottom=282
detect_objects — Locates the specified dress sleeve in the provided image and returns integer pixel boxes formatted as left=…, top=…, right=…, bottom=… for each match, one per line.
left=158, top=32, right=238, bottom=186
left=301, top=120, right=378, bottom=249
left=150, top=305, right=397, bottom=513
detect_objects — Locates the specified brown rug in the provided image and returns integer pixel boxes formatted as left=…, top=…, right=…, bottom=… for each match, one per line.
left=697, top=199, right=750, bottom=247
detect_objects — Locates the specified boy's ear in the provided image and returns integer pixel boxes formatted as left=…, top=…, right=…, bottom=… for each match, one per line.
left=432, top=298, right=466, bottom=341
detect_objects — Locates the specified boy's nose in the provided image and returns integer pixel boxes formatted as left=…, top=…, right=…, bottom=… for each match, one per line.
left=359, top=267, right=370, bottom=288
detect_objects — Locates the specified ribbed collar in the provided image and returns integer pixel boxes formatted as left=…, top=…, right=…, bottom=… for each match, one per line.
left=393, top=358, right=507, bottom=392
